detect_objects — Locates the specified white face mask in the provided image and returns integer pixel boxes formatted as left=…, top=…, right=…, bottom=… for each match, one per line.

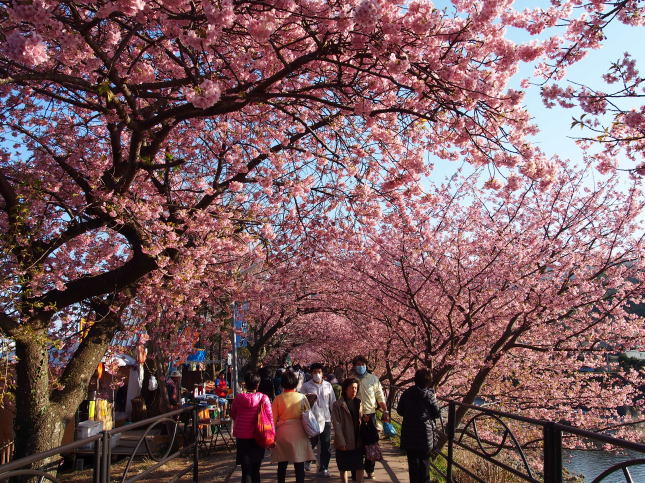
left=312, top=373, right=323, bottom=383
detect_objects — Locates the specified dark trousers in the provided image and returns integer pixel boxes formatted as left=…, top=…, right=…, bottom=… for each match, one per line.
left=364, top=413, right=377, bottom=474
left=310, top=421, right=332, bottom=470
left=236, top=438, right=263, bottom=483
left=406, top=450, right=431, bottom=483
left=352, top=413, right=377, bottom=478
left=277, top=461, right=305, bottom=483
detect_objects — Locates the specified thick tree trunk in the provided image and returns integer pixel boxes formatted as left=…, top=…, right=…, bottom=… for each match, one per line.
left=13, top=331, right=64, bottom=460
left=244, top=345, right=261, bottom=373
left=150, top=356, right=171, bottom=415
left=145, top=339, right=172, bottom=415
left=434, top=357, right=501, bottom=453
left=386, top=386, right=399, bottom=413
left=13, top=315, right=120, bottom=461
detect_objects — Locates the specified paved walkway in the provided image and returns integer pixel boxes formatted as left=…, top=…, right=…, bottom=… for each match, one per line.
left=227, top=439, right=410, bottom=482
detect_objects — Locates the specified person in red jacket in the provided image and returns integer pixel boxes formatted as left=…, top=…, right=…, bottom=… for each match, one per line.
left=231, top=371, right=274, bottom=483
left=215, top=370, right=228, bottom=397
left=214, top=370, right=229, bottom=415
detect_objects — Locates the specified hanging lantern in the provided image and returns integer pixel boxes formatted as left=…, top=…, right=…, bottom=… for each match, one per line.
left=97, top=362, right=104, bottom=380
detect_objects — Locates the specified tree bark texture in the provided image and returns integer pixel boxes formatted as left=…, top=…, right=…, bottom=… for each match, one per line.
left=12, top=316, right=119, bottom=461
left=13, top=331, right=63, bottom=460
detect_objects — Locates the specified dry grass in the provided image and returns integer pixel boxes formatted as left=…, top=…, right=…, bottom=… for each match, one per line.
left=430, top=448, right=583, bottom=483
left=448, top=448, right=529, bottom=483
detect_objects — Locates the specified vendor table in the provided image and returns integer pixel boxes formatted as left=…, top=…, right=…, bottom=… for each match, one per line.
left=196, top=406, right=234, bottom=454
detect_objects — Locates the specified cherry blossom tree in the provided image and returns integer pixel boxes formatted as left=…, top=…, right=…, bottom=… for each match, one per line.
left=542, top=54, right=644, bottom=175
left=533, top=0, right=645, bottom=175
left=0, top=0, right=642, bottom=457
left=232, top=247, right=354, bottom=371
left=325, top=166, right=644, bottom=436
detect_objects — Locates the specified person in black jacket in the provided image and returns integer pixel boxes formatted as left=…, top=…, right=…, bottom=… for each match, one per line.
left=258, top=366, right=276, bottom=401
left=396, top=369, right=441, bottom=483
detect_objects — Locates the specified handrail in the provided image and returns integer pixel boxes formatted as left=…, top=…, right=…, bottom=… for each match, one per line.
left=0, top=405, right=200, bottom=483
left=435, top=396, right=645, bottom=453
left=430, top=397, right=645, bottom=482
left=0, top=434, right=102, bottom=472
left=553, top=423, right=645, bottom=453
left=0, top=440, right=14, bottom=465
left=437, top=397, right=550, bottom=426
left=108, top=406, right=190, bottom=435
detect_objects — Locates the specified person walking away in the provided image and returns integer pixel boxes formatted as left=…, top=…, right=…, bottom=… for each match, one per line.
left=292, top=364, right=305, bottom=391
left=350, top=355, right=389, bottom=479
left=258, top=366, right=275, bottom=401
left=396, top=368, right=441, bottom=483
left=329, top=374, right=342, bottom=401
left=300, top=362, right=336, bottom=477
left=272, top=370, right=315, bottom=483
left=273, top=368, right=284, bottom=397
left=332, top=378, right=364, bottom=483
left=230, top=371, right=274, bottom=483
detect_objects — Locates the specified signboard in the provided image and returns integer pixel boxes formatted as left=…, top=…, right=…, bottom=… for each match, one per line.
left=233, top=302, right=249, bottom=348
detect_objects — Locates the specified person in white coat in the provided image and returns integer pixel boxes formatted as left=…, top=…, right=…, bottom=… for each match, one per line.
left=300, top=362, right=336, bottom=477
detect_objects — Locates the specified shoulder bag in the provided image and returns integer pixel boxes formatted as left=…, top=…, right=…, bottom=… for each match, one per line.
left=254, top=395, right=275, bottom=448
left=300, top=395, right=321, bottom=437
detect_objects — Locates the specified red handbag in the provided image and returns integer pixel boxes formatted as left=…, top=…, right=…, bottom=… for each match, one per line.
left=254, top=396, right=275, bottom=448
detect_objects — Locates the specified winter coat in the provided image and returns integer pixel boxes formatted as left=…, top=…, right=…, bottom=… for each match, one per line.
left=331, top=398, right=364, bottom=451
left=349, top=370, right=385, bottom=414
left=271, top=391, right=315, bottom=463
left=230, top=392, right=271, bottom=439
left=396, top=385, right=441, bottom=453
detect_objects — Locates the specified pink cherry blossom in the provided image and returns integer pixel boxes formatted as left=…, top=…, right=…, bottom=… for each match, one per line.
left=4, top=30, right=49, bottom=66
left=185, top=79, right=222, bottom=109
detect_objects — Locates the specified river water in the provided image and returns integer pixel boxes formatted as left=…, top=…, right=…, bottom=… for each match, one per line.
left=563, top=449, right=645, bottom=482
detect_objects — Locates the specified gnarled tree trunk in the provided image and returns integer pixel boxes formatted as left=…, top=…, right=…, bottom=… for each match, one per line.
left=12, top=313, right=120, bottom=462
left=13, top=331, right=64, bottom=460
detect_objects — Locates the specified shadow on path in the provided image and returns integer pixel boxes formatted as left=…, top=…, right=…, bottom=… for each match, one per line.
left=226, top=439, right=409, bottom=482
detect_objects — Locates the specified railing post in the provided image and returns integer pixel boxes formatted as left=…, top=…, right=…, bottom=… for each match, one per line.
left=446, top=401, right=456, bottom=483
left=543, top=423, right=562, bottom=483
left=93, top=436, right=102, bottom=483
left=192, top=406, right=199, bottom=482
left=100, top=430, right=110, bottom=483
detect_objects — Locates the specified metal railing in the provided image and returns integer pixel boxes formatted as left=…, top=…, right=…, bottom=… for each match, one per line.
left=0, top=442, right=13, bottom=466
left=432, top=398, right=645, bottom=483
left=0, top=405, right=201, bottom=483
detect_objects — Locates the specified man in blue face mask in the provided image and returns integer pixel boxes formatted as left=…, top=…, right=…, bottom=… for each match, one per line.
left=350, top=355, right=388, bottom=479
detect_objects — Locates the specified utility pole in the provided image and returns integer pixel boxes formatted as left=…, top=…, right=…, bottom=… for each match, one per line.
left=231, top=303, right=239, bottom=397
left=231, top=301, right=248, bottom=396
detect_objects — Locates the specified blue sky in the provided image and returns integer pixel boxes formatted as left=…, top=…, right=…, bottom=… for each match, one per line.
left=429, top=2, right=645, bottom=184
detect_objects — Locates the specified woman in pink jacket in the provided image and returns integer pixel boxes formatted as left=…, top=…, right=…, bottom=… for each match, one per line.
left=231, top=371, right=274, bottom=483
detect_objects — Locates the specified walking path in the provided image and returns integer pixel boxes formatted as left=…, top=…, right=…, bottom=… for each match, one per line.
left=227, top=439, right=409, bottom=482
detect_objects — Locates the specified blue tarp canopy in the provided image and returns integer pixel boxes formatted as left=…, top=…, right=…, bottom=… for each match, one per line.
left=186, top=349, right=206, bottom=362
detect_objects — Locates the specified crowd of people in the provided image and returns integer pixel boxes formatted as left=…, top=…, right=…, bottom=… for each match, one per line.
left=230, top=355, right=441, bottom=483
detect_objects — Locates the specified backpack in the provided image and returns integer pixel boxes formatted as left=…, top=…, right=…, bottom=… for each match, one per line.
left=254, top=395, right=275, bottom=448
